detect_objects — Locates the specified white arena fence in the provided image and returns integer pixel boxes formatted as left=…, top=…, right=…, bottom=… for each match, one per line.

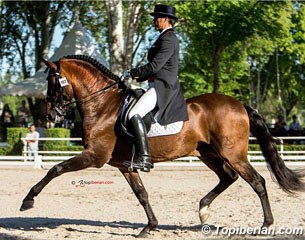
left=0, top=137, right=305, bottom=169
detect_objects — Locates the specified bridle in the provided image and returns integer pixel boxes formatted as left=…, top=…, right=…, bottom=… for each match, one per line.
left=46, top=61, right=120, bottom=121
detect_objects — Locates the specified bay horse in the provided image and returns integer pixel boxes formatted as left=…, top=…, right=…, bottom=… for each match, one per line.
left=20, top=55, right=305, bottom=237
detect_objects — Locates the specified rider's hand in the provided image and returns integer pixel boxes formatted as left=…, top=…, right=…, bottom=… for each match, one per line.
left=120, top=70, right=131, bottom=81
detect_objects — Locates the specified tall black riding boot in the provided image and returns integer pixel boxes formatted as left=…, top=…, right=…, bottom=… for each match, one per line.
left=129, top=114, right=151, bottom=172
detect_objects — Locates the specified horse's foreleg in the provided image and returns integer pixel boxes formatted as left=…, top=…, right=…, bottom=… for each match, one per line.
left=120, top=168, right=158, bottom=238
left=20, top=152, right=95, bottom=211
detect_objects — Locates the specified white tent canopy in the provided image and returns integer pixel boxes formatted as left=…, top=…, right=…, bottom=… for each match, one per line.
left=0, top=22, right=108, bottom=98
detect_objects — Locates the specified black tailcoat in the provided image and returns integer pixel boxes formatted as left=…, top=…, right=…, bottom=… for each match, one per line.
left=130, top=28, right=188, bottom=125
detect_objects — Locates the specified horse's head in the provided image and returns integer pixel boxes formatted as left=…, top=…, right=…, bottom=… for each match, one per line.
left=42, top=59, right=73, bottom=123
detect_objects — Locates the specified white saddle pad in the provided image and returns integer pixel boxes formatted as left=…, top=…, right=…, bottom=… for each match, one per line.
left=147, top=120, right=183, bottom=138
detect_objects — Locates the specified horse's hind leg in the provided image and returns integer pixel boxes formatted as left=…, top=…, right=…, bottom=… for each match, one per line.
left=229, top=160, right=274, bottom=227
left=198, top=148, right=239, bottom=224
left=20, top=151, right=95, bottom=211
left=120, top=168, right=158, bottom=238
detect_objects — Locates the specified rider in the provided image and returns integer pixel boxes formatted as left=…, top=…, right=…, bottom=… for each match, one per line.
left=121, top=4, right=188, bottom=172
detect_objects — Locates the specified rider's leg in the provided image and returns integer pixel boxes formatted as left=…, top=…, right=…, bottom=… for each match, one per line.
left=128, top=87, right=157, bottom=120
left=127, top=87, right=157, bottom=172
left=129, top=114, right=151, bottom=172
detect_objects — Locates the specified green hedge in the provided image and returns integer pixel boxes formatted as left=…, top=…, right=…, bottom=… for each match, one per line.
left=0, top=146, right=9, bottom=155
left=6, top=128, right=28, bottom=155
left=43, top=128, right=70, bottom=151
left=0, top=127, right=84, bottom=156
left=2, top=128, right=305, bottom=157
left=43, top=145, right=84, bottom=156
left=7, top=128, right=28, bottom=145
left=248, top=144, right=305, bottom=151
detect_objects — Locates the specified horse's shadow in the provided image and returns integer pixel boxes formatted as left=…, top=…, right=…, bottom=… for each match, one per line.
left=0, top=217, right=205, bottom=237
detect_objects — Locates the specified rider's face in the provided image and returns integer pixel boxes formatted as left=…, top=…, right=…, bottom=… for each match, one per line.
left=152, top=16, right=168, bottom=32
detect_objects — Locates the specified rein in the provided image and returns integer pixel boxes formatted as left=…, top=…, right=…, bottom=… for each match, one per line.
left=67, top=81, right=119, bottom=107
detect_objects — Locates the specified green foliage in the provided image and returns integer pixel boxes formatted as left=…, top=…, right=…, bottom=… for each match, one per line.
left=249, top=144, right=305, bottom=152
left=0, top=127, right=83, bottom=156
left=177, top=0, right=293, bottom=96
left=2, top=1, right=305, bottom=122
left=45, top=128, right=70, bottom=138
left=0, top=146, right=9, bottom=155
left=6, top=127, right=28, bottom=145
left=43, top=128, right=71, bottom=151
left=6, top=127, right=28, bottom=155
left=43, top=145, right=84, bottom=156
left=1, top=96, right=27, bottom=118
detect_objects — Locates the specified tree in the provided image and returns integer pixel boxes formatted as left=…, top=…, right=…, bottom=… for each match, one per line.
left=69, top=1, right=154, bottom=75
left=1, top=1, right=156, bottom=123
left=248, top=2, right=305, bottom=119
left=1, top=1, right=68, bottom=124
left=104, top=1, right=154, bottom=74
left=177, top=0, right=292, bottom=94
left=105, top=0, right=123, bottom=74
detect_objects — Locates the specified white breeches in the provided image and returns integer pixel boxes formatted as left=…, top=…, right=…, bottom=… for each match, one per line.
left=128, top=86, right=157, bottom=120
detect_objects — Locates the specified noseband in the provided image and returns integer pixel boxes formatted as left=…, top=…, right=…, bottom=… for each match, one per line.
left=46, top=61, right=72, bottom=117
left=46, top=61, right=120, bottom=118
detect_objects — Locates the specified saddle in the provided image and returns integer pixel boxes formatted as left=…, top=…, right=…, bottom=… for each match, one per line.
left=120, top=88, right=156, bottom=137
left=120, top=88, right=183, bottom=138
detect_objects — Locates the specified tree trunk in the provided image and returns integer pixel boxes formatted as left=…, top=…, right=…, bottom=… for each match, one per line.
left=39, top=2, right=63, bottom=68
left=106, top=0, right=123, bottom=75
left=212, top=51, right=220, bottom=93
left=275, top=47, right=286, bottom=120
left=40, top=3, right=51, bottom=63
left=210, top=32, right=223, bottom=93
left=124, top=2, right=142, bottom=69
left=23, top=2, right=64, bottom=124
left=256, top=69, right=261, bottom=110
left=0, top=0, right=3, bottom=25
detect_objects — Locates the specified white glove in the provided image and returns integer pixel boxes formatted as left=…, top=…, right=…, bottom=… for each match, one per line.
left=120, top=70, right=130, bottom=81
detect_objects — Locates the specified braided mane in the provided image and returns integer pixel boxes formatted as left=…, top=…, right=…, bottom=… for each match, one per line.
left=62, top=55, right=120, bottom=82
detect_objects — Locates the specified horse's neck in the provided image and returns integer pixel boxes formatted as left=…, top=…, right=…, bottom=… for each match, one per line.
left=66, top=65, right=118, bottom=113
left=63, top=61, right=123, bottom=138
left=78, top=89, right=123, bottom=144
left=76, top=77, right=123, bottom=122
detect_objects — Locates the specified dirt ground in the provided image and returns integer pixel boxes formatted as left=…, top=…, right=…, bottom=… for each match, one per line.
left=0, top=164, right=305, bottom=240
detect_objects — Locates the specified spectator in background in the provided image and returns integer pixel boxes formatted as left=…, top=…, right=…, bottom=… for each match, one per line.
left=35, top=120, right=46, bottom=138
left=63, top=105, right=75, bottom=130
left=274, top=115, right=288, bottom=136
left=25, top=124, right=40, bottom=156
left=18, top=100, right=30, bottom=127
left=0, top=104, right=15, bottom=141
left=289, top=115, right=302, bottom=136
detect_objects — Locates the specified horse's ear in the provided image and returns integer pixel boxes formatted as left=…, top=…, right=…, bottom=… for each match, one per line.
left=41, top=58, right=56, bottom=73
left=41, top=58, right=54, bottom=68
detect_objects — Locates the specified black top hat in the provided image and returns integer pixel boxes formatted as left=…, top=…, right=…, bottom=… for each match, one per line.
left=150, top=4, right=178, bottom=20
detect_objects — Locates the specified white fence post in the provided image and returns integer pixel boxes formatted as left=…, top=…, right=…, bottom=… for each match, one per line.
left=34, top=155, right=42, bottom=169
left=2, top=136, right=305, bottom=168
left=22, top=139, right=27, bottom=162
left=280, top=139, right=284, bottom=159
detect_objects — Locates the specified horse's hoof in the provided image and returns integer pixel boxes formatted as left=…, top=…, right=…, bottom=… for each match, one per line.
left=20, top=200, right=34, bottom=211
left=199, top=206, right=210, bottom=224
left=137, top=231, right=150, bottom=238
left=262, top=218, right=273, bottom=228
left=262, top=223, right=272, bottom=228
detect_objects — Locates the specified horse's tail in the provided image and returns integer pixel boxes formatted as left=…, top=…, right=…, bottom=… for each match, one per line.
left=244, top=105, right=305, bottom=194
